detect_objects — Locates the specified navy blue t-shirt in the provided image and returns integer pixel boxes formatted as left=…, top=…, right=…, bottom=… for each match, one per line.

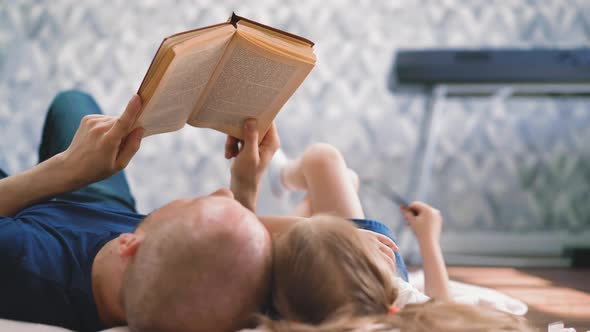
left=0, top=200, right=145, bottom=331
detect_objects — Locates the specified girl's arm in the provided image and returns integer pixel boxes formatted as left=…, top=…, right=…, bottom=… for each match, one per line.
left=401, top=202, right=450, bottom=301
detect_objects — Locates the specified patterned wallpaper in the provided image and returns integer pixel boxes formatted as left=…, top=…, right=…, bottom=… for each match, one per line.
left=1, top=0, right=589, bottom=258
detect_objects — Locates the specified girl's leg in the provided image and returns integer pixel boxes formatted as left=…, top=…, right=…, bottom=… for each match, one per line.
left=291, top=196, right=312, bottom=217
left=282, top=143, right=364, bottom=219
left=282, top=144, right=410, bottom=281
left=290, top=170, right=359, bottom=217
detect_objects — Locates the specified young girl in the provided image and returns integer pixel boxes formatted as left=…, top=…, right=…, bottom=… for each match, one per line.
left=253, top=143, right=533, bottom=331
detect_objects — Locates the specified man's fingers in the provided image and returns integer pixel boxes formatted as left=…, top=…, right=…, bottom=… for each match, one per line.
left=241, top=119, right=259, bottom=161
left=81, top=115, right=115, bottom=129
left=259, top=122, right=280, bottom=163
left=225, top=136, right=240, bottom=159
left=260, top=122, right=280, bottom=149
left=81, top=114, right=104, bottom=122
left=108, top=94, right=142, bottom=138
left=116, top=127, right=144, bottom=169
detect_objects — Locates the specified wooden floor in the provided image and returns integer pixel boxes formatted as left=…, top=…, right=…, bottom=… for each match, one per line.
left=446, top=267, right=590, bottom=331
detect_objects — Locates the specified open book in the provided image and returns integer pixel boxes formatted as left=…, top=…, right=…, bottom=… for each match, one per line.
left=135, top=13, right=316, bottom=140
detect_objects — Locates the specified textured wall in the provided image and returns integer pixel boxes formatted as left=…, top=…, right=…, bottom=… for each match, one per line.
left=1, top=0, right=589, bottom=257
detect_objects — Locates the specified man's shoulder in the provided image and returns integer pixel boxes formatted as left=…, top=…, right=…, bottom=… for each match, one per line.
left=14, top=200, right=144, bottom=232
left=0, top=213, right=26, bottom=265
left=0, top=200, right=141, bottom=331
left=0, top=202, right=95, bottom=276
left=1, top=200, right=144, bottom=273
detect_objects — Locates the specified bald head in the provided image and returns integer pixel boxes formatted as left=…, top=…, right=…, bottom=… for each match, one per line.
left=122, top=193, right=272, bottom=332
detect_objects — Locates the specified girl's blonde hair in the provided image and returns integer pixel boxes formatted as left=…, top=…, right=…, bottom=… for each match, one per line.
left=271, top=216, right=398, bottom=323
left=260, top=300, right=536, bottom=332
left=267, top=216, right=535, bottom=332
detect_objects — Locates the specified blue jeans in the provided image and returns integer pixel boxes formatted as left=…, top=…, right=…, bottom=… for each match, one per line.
left=351, top=218, right=409, bottom=282
left=1, top=90, right=137, bottom=212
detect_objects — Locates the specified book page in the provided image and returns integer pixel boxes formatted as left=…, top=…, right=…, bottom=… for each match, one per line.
left=236, top=21, right=315, bottom=62
left=138, top=23, right=227, bottom=98
left=135, top=26, right=234, bottom=136
left=188, top=35, right=314, bottom=139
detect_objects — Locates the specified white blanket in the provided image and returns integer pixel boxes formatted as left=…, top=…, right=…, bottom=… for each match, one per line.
left=407, top=270, right=528, bottom=316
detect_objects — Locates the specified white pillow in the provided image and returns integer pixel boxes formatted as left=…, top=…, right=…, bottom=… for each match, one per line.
left=0, top=319, right=130, bottom=332
left=407, top=270, right=528, bottom=316
left=0, top=319, right=72, bottom=332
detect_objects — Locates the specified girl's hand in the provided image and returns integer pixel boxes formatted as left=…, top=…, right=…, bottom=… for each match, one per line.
left=401, top=201, right=443, bottom=243
left=358, top=229, right=398, bottom=272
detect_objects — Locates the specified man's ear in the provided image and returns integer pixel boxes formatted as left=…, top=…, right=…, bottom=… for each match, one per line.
left=118, top=233, right=142, bottom=258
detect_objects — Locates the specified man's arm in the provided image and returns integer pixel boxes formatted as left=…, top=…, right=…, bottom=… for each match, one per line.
left=0, top=95, right=144, bottom=217
left=401, top=202, right=450, bottom=301
left=0, top=155, right=78, bottom=216
left=226, top=119, right=279, bottom=212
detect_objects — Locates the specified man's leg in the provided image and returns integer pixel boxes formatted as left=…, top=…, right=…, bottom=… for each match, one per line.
left=38, top=90, right=137, bottom=212
left=281, top=143, right=409, bottom=281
